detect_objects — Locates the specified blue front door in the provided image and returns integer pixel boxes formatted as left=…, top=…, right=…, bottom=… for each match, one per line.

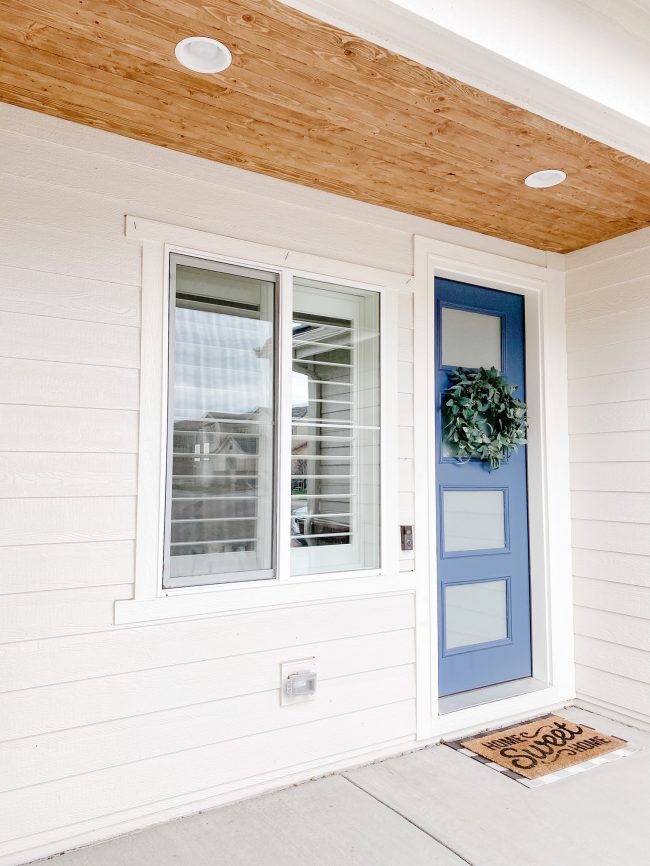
left=436, top=278, right=532, bottom=696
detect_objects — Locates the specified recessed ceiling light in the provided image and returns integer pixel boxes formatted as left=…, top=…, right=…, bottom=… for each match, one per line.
left=175, top=36, right=232, bottom=73
left=524, top=169, right=567, bottom=189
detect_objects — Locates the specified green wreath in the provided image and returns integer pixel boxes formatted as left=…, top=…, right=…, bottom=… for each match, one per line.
left=443, top=366, right=527, bottom=470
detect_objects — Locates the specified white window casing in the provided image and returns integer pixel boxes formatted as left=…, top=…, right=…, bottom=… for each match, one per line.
left=115, top=217, right=405, bottom=625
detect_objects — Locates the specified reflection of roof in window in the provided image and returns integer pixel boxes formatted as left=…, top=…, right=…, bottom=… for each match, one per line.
left=174, top=412, right=262, bottom=455
left=213, top=434, right=258, bottom=455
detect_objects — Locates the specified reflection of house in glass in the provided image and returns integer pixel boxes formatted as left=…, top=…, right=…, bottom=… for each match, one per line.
left=171, top=410, right=265, bottom=557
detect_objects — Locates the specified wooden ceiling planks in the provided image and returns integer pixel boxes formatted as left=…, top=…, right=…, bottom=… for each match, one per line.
left=1, top=0, right=649, bottom=251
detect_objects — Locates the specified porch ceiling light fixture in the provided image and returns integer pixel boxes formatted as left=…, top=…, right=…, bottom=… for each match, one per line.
left=524, top=169, right=567, bottom=188
left=175, top=36, right=232, bottom=73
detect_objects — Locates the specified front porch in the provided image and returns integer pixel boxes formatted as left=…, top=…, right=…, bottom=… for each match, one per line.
left=1, top=1, right=649, bottom=863
left=40, top=707, right=648, bottom=866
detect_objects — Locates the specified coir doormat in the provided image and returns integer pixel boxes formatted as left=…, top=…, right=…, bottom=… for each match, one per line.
left=447, top=714, right=635, bottom=787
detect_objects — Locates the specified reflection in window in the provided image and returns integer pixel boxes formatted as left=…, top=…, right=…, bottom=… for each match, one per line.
left=164, top=259, right=276, bottom=587
left=291, top=279, right=380, bottom=575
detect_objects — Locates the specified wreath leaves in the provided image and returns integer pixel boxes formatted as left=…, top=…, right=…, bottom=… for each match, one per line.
left=443, top=366, right=527, bottom=470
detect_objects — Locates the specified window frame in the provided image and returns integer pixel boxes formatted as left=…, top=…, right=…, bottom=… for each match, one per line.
left=115, top=219, right=405, bottom=624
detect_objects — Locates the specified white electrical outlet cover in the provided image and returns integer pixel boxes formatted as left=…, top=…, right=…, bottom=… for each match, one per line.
left=280, top=657, right=316, bottom=706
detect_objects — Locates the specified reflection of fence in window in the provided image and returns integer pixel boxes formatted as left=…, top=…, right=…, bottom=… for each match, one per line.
left=171, top=415, right=263, bottom=556
left=290, top=278, right=380, bottom=577
left=291, top=314, right=354, bottom=548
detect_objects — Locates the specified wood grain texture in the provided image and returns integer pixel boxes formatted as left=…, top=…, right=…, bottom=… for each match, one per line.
left=0, top=0, right=649, bottom=252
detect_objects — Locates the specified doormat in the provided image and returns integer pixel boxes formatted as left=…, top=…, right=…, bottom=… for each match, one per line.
left=447, top=714, right=636, bottom=788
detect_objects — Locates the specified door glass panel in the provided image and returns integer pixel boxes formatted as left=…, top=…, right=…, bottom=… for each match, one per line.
left=443, top=489, right=505, bottom=552
left=445, top=579, right=508, bottom=650
left=441, top=306, right=501, bottom=370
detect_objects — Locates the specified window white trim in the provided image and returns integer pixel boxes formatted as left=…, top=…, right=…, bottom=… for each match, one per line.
left=115, top=217, right=407, bottom=624
left=412, top=237, right=575, bottom=738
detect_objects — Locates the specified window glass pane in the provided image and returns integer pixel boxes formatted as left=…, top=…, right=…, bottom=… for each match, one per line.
left=291, top=278, right=380, bottom=575
left=164, top=258, right=276, bottom=587
left=443, top=489, right=505, bottom=552
left=445, top=579, right=508, bottom=650
left=441, top=306, right=501, bottom=370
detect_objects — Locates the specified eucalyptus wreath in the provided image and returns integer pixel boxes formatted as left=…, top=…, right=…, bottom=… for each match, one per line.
left=443, top=366, right=527, bottom=470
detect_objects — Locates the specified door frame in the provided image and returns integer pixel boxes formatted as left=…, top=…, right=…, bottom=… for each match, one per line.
left=413, top=236, right=575, bottom=740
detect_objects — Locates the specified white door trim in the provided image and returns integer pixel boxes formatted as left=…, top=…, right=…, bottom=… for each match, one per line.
left=413, top=236, right=575, bottom=739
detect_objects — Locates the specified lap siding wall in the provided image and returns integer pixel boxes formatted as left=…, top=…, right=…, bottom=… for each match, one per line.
left=0, top=102, right=423, bottom=866
left=0, top=99, right=580, bottom=866
left=565, top=229, right=650, bottom=729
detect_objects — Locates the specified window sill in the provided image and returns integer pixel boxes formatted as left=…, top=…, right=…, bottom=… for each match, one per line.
left=114, top=572, right=415, bottom=625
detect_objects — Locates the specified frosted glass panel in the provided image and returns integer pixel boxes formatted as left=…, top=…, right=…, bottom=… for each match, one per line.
left=443, top=489, right=505, bottom=552
left=445, top=580, right=508, bottom=650
left=441, top=307, right=501, bottom=370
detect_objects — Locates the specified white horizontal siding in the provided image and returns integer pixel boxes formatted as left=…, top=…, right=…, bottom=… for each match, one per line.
left=0, top=405, right=139, bottom=452
left=0, top=629, right=414, bottom=741
left=0, top=357, right=139, bottom=409
left=570, top=491, right=650, bottom=523
left=0, top=104, right=427, bottom=864
left=0, top=666, right=415, bottom=793
left=0, top=540, right=135, bottom=594
left=0, top=496, right=136, bottom=547
left=572, top=548, right=650, bottom=587
left=567, top=337, right=650, bottom=378
left=0, top=701, right=415, bottom=850
left=0, top=265, right=140, bottom=326
left=568, top=401, right=650, bottom=434
left=573, top=606, right=650, bottom=652
left=0, top=310, right=140, bottom=368
left=566, top=232, right=650, bottom=727
left=0, top=452, right=137, bottom=498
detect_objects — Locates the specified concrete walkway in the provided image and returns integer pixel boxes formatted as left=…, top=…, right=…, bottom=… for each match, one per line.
left=37, top=707, right=649, bottom=866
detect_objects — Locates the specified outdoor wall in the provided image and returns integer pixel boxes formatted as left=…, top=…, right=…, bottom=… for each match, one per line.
left=0, top=100, right=576, bottom=866
left=0, top=103, right=423, bottom=866
left=0, top=102, right=554, bottom=866
left=566, top=229, right=650, bottom=729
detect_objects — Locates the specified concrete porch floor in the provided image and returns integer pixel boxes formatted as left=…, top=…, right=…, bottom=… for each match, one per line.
left=36, top=707, right=649, bottom=866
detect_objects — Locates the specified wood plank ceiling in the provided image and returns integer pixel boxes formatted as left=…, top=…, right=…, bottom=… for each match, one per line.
left=1, top=0, right=649, bottom=252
